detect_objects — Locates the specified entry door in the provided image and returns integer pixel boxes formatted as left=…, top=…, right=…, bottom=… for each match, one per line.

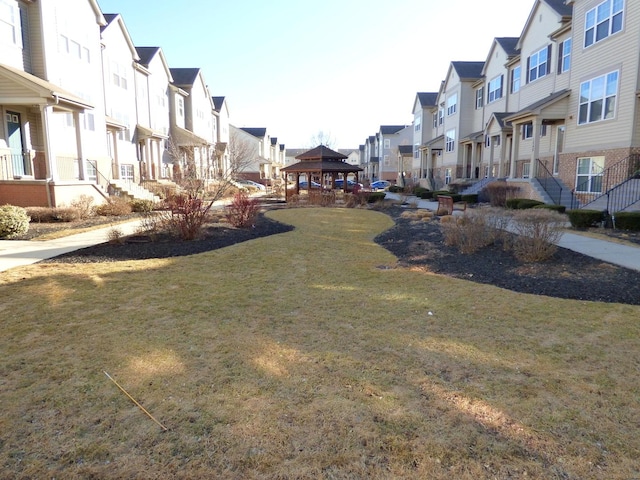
left=6, top=111, right=26, bottom=176
left=553, top=125, right=565, bottom=175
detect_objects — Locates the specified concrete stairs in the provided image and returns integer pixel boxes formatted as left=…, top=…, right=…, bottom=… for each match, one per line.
left=582, top=178, right=640, bottom=213
left=110, top=180, right=161, bottom=202
left=460, top=177, right=497, bottom=195
left=530, top=177, right=579, bottom=209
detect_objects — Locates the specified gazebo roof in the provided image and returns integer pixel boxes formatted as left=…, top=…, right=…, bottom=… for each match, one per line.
left=283, top=145, right=362, bottom=173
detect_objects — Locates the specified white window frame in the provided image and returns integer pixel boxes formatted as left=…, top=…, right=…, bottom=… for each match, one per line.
left=383, top=154, right=390, bottom=166
left=476, top=87, right=484, bottom=109
left=558, top=38, right=572, bottom=74
left=488, top=75, right=503, bottom=103
left=445, top=129, right=455, bottom=152
left=575, top=156, right=604, bottom=193
left=414, top=143, right=420, bottom=159
left=528, top=45, right=550, bottom=83
left=438, top=108, right=444, bottom=125
left=578, top=70, right=619, bottom=125
left=522, top=162, right=530, bottom=179
left=585, top=0, right=624, bottom=48
left=432, top=112, right=438, bottom=128
left=384, top=138, right=390, bottom=149
left=511, top=66, right=521, bottom=93
left=444, top=168, right=452, bottom=185
left=522, top=123, right=533, bottom=140
left=0, top=0, right=21, bottom=46
left=446, top=94, right=457, bottom=116
left=414, top=115, right=421, bottom=132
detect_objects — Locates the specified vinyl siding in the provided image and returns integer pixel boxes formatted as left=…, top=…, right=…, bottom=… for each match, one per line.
left=565, top=0, right=640, bottom=152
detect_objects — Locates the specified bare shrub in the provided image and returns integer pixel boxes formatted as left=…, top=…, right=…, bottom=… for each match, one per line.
left=308, top=190, right=336, bottom=207
left=106, top=226, right=124, bottom=244
left=510, top=209, right=565, bottom=262
left=96, top=197, right=133, bottom=216
left=438, top=209, right=497, bottom=254
left=135, top=211, right=171, bottom=239
left=226, top=191, right=260, bottom=228
left=25, top=207, right=79, bottom=222
left=53, top=207, right=80, bottom=222
left=70, top=194, right=95, bottom=219
left=167, top=194, right=214, bottom=240
left=484, top=182, right=521, bottom=207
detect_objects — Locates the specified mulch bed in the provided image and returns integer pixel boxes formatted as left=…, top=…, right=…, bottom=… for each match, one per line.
left=39, top=205, right=640, bottom=305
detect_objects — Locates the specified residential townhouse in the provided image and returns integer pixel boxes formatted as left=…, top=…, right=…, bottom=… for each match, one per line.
left=0, top=0, right=109, bottom=207
left=412, top=92, right=438, bottom=182
left=135, top=47, right=172, bottom=180
left=212, top=95, right=230, bottom=178
left=234, top=126, right=270, bottom=183
left=377, top=125, right=411, bottom=183
left=362, top=135, right=378, bottom=183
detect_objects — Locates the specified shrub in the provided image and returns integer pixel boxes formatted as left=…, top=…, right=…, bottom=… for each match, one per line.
left=226, top=191, right=260, bottom=228
left=483, top=182, right=520, bottom=207
left=96, top=197, right=133, bottom=216
left=106, top=226, right=124, bottom=244
left=505, top=198, right=545, bottom=209
left=460, top=194, right=478, bottom=204
left=432, top=190, right=451, bottom=199
left=438, top=209, right=496, bottom=254
left=25, top=206, right=79, bottom=223
left=167, top=194, right=214, bottom=240
left=70, top=194, right=95, bottom=219
left=0, top=205, right=30, bottom=238
left=413, top=186, right=429, bottom=197
left=129, top=199, right=155, bottom=213
left=419, top=190, right=434, bottom=199
left=510, top=209, right=565, bottom=262
left=135, top=211, right=172, bottom=239
left=567, top=209, right=604, bottom=229
left=365, top=192, right=386, bottom=204
left=388, top=185, right=403, bottom=193
left=534, top=204, right=566, bottom=214
left=612, top=212, right=640, bottom=231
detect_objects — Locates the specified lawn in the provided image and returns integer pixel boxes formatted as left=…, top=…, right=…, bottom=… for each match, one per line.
left=1, top=207, right=639, bottom=479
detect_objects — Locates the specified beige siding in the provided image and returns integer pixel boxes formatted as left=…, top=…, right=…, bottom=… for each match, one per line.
left=565, top=1, right=640, bottom=152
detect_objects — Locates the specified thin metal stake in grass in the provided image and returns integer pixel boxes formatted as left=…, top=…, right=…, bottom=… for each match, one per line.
left=104, top=371, right=168, bottom=431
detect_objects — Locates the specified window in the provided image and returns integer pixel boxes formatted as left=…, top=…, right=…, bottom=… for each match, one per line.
left=432, top=112, right=438, bottom=128
left=578, top=71, right=618, bottom=124
left=178, top=98, right=184, bottom=117
left=445, top=168, right=452, bottom=184
left=576, top=156, right=604, bottom=193
left=0, top=0, right=20, bottom=46
left=438, top=108, right=444, bottom=125
left=527, top=45, right=551, bottom=83
left=414, top=115, right=421, bottom=132
left=383, top=155, right=390, bottom=166
left=522, top=162, right=530, bottom=178
left=446, top=94, right=457, bottom=116
left=488, top=75, right=503, bottom=103
left=511, top=66, right=521, bottom=93
left=445, top=129, right=455, bottom=152
left=112, top=63, right=128, bottom=89
left=384, top=138, right=390, bottom=149
left=86, top=160, right=97, bottom=181
left=558, top=38, right=572, bottom=73
left=476, top=87, right=484, bottom=109
left=414, top=144, right=420, bottom=159
left=82, top=113, right=95, bottom=131
left=522, top=123, right=533, bottom=139
left=585, top=0, right=624, bottom=48
left=120, top=164, right=134, bottom=181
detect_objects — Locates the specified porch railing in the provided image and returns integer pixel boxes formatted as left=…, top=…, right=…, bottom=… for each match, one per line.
left=0, top=153, right=33, bottom=180
left=535, top=159, right=580, bottom=209
left=580, top=154, right=640, bottom=213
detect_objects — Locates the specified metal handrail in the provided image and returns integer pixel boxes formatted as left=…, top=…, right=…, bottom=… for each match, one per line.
left=580, top=154, right=640, bottom=213
left=535, top=159, right=579, bottom=209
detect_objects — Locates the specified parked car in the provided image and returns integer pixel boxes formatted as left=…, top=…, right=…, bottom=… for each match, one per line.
left=333, top=179, right=363, bottom=189
left=370, top=180, right=391, bottom=191
left=298, top=181, right=321, bottom=189
left=234, top=179, right=266, bottom=191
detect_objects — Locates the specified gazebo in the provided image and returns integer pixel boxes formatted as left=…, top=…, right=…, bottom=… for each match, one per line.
left=282, top=145, right=363, bottom=202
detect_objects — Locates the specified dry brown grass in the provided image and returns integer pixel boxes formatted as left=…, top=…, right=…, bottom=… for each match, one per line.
left=1, top=207, right=639, bottom=479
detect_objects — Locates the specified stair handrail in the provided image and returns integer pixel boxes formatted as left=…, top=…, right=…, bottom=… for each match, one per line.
left=534, top=159, right=579, bottom=208
left=580, top=154, right=640, bottom=212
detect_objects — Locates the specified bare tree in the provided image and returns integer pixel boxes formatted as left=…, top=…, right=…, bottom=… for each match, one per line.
left=308, top=130, right=336, bottom=149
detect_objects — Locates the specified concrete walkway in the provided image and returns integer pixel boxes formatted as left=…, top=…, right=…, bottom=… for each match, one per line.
left=384, top=193, right=640, bottom=272
left=1, top=194, right=640, bottom=273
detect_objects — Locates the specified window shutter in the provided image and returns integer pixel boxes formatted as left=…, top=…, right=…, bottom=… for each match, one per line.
left=500, top=75, right=504, bottom=98
left=547, top=44, right=553, bottom=73
left=557, top=41, right=564, bottom=73
left=526, top=57, right=530, bottom=83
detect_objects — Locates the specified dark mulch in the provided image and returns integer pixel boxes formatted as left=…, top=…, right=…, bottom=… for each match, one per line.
left=374, top=206, right=640, bottom=305
left=38, top=205, right=640, bottom=305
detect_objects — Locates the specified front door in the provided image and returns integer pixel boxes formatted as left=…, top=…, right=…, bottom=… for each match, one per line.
left=553, top=125, right=565, bottom=175
left=6, top=111, right=27, bottom=176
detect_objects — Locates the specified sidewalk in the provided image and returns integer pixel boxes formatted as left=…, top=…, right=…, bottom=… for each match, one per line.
left=1, top=194, right=640, bottom=273
left=384, top=192, right=640, bottom=272
left=0, top=219, right=144, bottom=273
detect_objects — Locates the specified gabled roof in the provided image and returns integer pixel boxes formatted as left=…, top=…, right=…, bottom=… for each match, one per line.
left=271, top=137, right=278, bottom=145
left=101, top=13, right=139, bottom=61
left=544, top=0, right=572, bottom=16
left=241, top=127, right=267, bottom=138
left=170, top=68, right=201, bottom=87
left=505, top=89, right=571, bottom=122
left=136, top=47, right=159, bottom=66
left=380, top=125, right=407, bottom=135
left=212, top=96, right=225, bottom=111
left=417, top=92, right=438, bottom=107
left=495, top=37, right=519, bottom=57
left=451, top=61, right=485, bottom=80
left=102, top=13, right=117, bottom=27
left=338, top=149, right=358, bottom=156
left=398, top=145, right=413, bottom=155
left=492, top=112, right=514, bottom=129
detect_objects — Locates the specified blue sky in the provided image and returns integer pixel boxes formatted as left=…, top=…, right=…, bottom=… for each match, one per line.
left=97, top=0, right=534, bottom=148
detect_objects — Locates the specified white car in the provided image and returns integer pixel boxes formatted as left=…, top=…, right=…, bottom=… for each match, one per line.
left=234, top=179, right=266, bottom=191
